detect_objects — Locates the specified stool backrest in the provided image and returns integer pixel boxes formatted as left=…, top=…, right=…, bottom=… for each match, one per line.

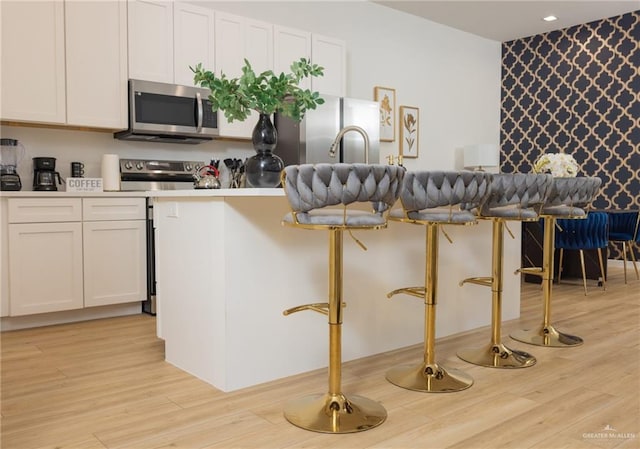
left=479, top=173, right=553, bottom=214
left=556, top=212, right=609, bottom=250
left=282, top=163, right=404, bottom=213
left=545, top=177, right=602, bottom=208
left=400, top=171, right=492, bottom=211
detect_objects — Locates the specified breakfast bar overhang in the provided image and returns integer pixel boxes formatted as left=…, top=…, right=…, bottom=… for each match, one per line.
left=150, top=189, right=523, bottom=392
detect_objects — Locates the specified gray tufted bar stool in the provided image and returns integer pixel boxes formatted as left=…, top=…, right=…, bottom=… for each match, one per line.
left=458, top=173, right=553, bottom=368
left=512, top=176, right=602, bottom=347
left=386, top=170, right=492, bottom=392
left=280, top=163, right=404, bottom=433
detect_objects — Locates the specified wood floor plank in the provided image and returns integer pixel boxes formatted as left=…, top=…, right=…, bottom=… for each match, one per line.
left=1, top=266, right=638, bottom=449
left=553, top=395, right=639, bottom=449
left=447, top=388, right=621, bottom=449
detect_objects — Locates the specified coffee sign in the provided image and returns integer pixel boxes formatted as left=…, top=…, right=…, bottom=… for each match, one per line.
left=66, top=177, right=103, bottom=192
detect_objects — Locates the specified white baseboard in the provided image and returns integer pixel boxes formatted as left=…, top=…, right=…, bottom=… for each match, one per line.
left=0, top=302, right=142, bottom=331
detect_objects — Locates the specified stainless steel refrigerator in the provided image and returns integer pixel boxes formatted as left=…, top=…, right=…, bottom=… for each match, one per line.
left=274, top=95, right=380, bottom=166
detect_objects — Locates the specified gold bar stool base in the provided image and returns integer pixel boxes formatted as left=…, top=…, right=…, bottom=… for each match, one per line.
left=457, top=343, right=536, bottom=368
left=283, top=393, right=387, bottom=434
left=385, top=363, right=473, bottom=393
left=510, top=325, right=583, bottom=347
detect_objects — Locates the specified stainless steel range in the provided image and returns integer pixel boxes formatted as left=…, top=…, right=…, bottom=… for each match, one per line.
left=120, top=158, right=205, bottom=191
left=120, top=158, right=205, bottom=315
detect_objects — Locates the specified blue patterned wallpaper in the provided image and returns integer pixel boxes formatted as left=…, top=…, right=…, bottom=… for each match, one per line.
left=501, top=11, right=639, bottom=260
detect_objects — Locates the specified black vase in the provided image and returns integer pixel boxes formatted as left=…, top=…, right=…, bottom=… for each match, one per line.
left=245, top=113, right=284, bottom=188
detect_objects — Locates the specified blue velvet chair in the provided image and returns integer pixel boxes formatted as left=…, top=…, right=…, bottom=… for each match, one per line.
left=607, top=211, right=639, bottom=283
left=556, top=212, right=608, bottom=295
left=636, top=220, right=640, bottom=261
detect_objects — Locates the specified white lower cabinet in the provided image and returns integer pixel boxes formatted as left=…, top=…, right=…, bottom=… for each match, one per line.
left=5, top=197, right=146, bottom=317
left=83, top=220, right=146, bottom=307
left=8, top=222, right=84, bottom=316
left=1, top=199, right=9, bottom=317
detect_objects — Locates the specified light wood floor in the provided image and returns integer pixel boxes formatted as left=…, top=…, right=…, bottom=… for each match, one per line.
left=2, top=267, right=638, bottom=449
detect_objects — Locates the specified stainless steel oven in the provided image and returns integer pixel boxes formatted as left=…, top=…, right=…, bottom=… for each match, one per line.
left=121, top=158, right=204, bottom=314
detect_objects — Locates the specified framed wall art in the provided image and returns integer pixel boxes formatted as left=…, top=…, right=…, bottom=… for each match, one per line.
left=399, top=106, right=419, bottom=158
left=374, top=86, right=396, bottom=142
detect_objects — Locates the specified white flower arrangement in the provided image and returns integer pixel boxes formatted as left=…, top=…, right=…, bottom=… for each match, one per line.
left=533, top=152, right=579, bottom=177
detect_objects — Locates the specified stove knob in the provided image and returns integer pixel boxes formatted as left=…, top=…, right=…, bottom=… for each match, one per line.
left=136, top=162, right=144, bottom=170
left=185, top=163, right=192, bottom=171
left=124, top=161, right=133, bottom=170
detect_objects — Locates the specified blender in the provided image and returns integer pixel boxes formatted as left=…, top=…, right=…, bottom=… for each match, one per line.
left=0, top=138, right=25, bottom=191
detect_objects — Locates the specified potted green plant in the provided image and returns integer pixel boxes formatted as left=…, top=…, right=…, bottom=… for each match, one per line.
left=191, top=58, right=325, bottom=188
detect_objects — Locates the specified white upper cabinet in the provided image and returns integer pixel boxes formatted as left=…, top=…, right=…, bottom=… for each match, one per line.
left=273, top=26, right=312, bottom=90
left=1, top=1, right=345, bottom=132
left=1, top=1, right=66, bottom=124
left=174, top=2, right=215, bottom=86
left=273, top=27, right=345, bottom=96
left=128, top=0, right=174, bottom=83
left=311, top=34, right=346, bottom=97
left=1, top=0, right=127, bottom=128
left=215, top=12, right=245, bottom=79
left=65, top=1, right=128, bottom=128
left=245, top=18, right=273, bottom=74
left=128, top=1, right=216, bottom=87
left=215, top=12, right=273, bottom=139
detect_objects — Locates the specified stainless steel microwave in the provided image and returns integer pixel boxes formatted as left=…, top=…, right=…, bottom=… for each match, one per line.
left=114, top=79, right=219, bottom=144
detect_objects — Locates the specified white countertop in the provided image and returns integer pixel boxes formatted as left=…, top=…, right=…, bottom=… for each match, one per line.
left=148, top=188, right=284, bottom=198
left=0, top=188, right=284, bottom=198
left=0, top=190, right=148, bottom=198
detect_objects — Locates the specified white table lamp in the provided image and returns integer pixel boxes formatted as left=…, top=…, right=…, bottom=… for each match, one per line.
left=463, top=144, right=499, bottom=171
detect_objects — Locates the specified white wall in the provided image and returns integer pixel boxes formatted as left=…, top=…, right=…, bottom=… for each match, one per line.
left=199, top=1, right=502, bottom=170
left=1, top=0, right=501, bottom=189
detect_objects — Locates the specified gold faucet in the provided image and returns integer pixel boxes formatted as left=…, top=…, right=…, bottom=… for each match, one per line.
left=328, top=126, right=370, bottom=164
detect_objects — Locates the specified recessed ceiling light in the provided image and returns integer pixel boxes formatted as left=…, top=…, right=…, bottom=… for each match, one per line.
left=543, top=15, right=558, bottom=22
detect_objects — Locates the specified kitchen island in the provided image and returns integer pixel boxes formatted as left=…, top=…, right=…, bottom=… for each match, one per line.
left=150, top=188, right=523, bottom=392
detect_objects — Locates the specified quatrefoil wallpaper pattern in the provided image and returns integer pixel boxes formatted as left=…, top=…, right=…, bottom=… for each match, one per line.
left=501, top=11, right=639, bottom=259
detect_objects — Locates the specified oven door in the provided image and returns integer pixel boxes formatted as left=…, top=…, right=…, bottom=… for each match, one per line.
left=143, top=198, right=156, bottom=315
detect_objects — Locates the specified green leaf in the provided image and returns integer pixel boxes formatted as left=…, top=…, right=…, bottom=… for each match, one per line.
left=191, top=57, right=325, bottom=122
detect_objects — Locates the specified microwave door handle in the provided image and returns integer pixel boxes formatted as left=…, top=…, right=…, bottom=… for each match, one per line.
left=196, top=92, right=203, bottom=133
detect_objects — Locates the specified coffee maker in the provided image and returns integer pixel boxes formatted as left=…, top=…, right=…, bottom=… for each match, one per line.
left=0, top=138, right=25, bottom=191
left=33, top=157, right=63, bottom=191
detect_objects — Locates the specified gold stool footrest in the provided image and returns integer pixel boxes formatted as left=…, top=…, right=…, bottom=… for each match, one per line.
left=459, top=276, right=492, bottom=288
left=387, top=286, right=425, bottom=299
left=457, top=343, right=536, bottom=368
left=516, top=267, right=543, bottom=276
left=510, top=324, right=583, bottom=347
left=386, top=362, right=473, bottom=393
left=283, top=392, right=387, bottom=433
left=283, top=302, right=346, bottom=316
